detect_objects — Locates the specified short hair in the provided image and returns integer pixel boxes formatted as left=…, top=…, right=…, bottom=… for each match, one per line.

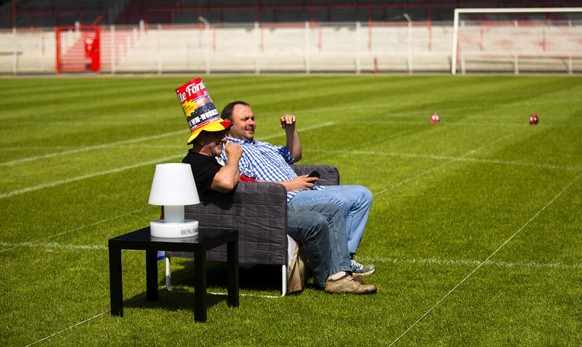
left=221, top=101, right=249, bottom=121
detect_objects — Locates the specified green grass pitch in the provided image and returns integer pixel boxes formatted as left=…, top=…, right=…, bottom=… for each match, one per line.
left=1, top=75, right=580, bottom=346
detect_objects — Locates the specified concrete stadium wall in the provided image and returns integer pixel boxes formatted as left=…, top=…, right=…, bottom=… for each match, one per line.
left=0, top=28, right=55, bottom=74
left=113, top=23, right=453, bottom=74
left=1, top=21, right=581, bottom=75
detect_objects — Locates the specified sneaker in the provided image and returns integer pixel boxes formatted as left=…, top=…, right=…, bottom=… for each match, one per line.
left=325, top=274, right=377, bottom=294
left=351, top=259, right=375, bottom=276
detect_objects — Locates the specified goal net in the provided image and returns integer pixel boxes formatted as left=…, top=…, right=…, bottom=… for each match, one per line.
left=452, top=7, right=582, bottom=74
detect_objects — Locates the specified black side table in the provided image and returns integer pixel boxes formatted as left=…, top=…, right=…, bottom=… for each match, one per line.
left=108, top=227, right=239, bottom=322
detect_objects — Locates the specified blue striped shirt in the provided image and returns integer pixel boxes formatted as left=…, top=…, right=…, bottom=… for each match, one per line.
left=223, top=137, right=324, bottom=201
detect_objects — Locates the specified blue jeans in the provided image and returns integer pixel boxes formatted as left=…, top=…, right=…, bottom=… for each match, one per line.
left=287, top=203, right=352, bottom=288
left=289, top=185, right=373, bottom=254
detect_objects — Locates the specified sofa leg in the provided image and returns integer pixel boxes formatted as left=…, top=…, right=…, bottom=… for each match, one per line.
left=165, top=257, right=172, bottom=291
left=281, top=264, right=287, bottom=297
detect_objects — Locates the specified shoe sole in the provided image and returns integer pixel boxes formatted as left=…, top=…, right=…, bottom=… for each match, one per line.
left=352, top=268, right=375, bottom=276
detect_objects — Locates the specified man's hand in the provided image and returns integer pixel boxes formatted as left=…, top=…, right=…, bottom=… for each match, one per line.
left=281, top=174, right=318, bottom=192
left=280, top=114, right=302, bottom=162
left=224, top=142, right=242, bottom=162
left=280, top=114, right=296, bottom=131
left=212, top=142, right=242, bottom=193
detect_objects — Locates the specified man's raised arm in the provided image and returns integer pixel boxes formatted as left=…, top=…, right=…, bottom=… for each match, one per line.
left=281, top=114, right=302, bottom=162
left=211, top=142, right=243, bottom=193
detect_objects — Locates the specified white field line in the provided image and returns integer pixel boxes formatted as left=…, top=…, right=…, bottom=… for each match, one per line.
left=4, top=120, right=341, bottom=344
left=3, top=239, right=580, bottom=271
left=9, top=237, right=581, bottom=347
left=0, top=207, right=149, bottom=254
left=301, top=97, right=580, bottom=119
left=12, top=235, right=580, bottom=346
left=1, top=145, right=181, bottom=150
left=0, top=122, right=334, bottom=165
left=3, top=121, right=575, bottom=344
left=14, top=241, right=582, bottom=346
left=0, top=123, right=335, bottom=200
left=25, top=310, right=110, bottom=347
left=0, top=155, right=182, bottom=200
left=373, top=133, right=516, bottom=196
left=0, top=130, right=184, bottom=167
left=310, top=148, right=582, bottom=172
left=366, top=256, right=582, bottom=271
left=389, top=170, right=582, bottom=346
left=307, top=129, right=414, bottom=164
left=0, top=241, right=107, bottom=250
left=23, top=289, right=277, bottom=346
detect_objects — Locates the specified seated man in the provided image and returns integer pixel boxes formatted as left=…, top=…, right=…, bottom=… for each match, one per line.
left=175, top=79, right=376, bottom=294
left=220, top=100, right=375, bottom=275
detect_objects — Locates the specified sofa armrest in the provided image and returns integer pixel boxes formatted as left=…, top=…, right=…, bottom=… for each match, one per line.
left=291, top=164, right=340, bottom=186
left=182, top=182, right=289, bottom=265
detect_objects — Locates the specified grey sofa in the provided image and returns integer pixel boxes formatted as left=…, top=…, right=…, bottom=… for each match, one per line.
left=164, top=164, right=340, bottom=296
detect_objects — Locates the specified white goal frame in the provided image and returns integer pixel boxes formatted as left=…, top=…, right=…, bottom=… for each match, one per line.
left=451, top=7, right=582, bottom=74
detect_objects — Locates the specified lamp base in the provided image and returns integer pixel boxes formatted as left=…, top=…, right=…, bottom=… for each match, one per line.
left=150, top=219, right=199, bottom=238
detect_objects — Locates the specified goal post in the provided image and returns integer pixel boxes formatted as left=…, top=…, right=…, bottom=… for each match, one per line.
left=451, top=7, right=582, bottom=75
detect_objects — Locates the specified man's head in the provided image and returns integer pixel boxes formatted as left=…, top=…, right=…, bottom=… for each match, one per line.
left=221, top=101, right=256, bottom=141
left=193, top=129, right=227, bottom=157
left=176, top=78, right=232, bottom=144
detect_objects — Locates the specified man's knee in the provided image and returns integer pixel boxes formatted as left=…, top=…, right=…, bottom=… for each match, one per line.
left=358, top=185, right=373, bottom=205
left=338, top=185, right=372, bottom=208
left=302, top=214, right=328, bottom=240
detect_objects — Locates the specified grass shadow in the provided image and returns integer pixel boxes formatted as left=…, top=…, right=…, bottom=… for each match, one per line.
left=169, top=261, right=287, bottom=294
left=122, top=260, right=319, bottom=313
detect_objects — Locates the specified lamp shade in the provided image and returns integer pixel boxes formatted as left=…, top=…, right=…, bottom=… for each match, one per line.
left=148, top=163, right=200, bottom=206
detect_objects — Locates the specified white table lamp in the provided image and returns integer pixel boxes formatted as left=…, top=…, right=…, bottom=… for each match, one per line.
left=148, top=163, right=200, bottom=238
